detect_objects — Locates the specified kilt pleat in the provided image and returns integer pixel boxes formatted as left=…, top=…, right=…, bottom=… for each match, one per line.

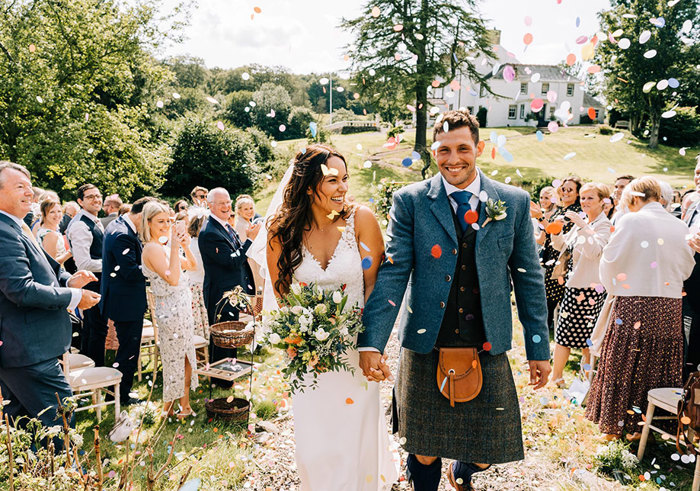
left=393, top=348, right=524, bottom=464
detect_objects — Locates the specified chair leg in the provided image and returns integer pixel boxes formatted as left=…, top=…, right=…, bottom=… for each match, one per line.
left=692, top=453, right=700, bottom=491
left=114, top=383, right=120, bottom=422
left=95, top=389, right=102, bottom=423
left=637, top=402, right=655, bottom=460
left=137, top=351, right=143, bottom=382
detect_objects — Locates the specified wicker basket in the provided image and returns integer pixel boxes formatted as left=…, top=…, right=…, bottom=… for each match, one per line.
left=210, top=320, right=254, bottom=349
left=205, top=397, right=250, bottom=422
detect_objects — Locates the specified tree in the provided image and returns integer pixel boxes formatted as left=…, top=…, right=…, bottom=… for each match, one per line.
left=595, top=0, right=699, bottom=148
left=162, top=118, right=258, bottom=199
left=0, top=0, right=185, bottom=199
left=342, top=0, right=494, bottom=176
left=251, top=83, right=293, bottom=140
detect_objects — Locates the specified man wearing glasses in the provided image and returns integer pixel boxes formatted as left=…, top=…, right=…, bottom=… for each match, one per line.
left=190, top=186, right=209, bottom=208
left=67, top=184, right=109, bottom=368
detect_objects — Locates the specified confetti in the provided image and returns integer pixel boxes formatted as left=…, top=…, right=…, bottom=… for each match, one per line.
left=610, top=132, right=624, bottom=143
left=536, top=130, right=544, bottom=142
left=464, top=210, right=479, bottom=224
left=401, top=157, right=413, bottom=167
left=241, top=72, right=250, bottom=80
left=618, top=38, right=631, bottom=49
left=216, top=121, right=225, bottom=131
left=523, top=33, right=533, bottom=45
left=430, top=244, right=442, bottom=258
left=253, top=6, right=262, bottom=13
left=532, top=334, right=541, bottom=343
left=643, top=49, right=657, bottom=59
left=371, top=6, right=380, bottom=17
left=345, top=397, right=354, bottom=405
left=482, top=342, right=492, bottom=351
left=563, top=152, right=576, bottom=160
left=361, top=257, right=373, bottom=270
left=417, top=329, right=426, bottom=334
left=388, top=299, right=396, bottom=307
left=639, top=30, right=651, bottom=44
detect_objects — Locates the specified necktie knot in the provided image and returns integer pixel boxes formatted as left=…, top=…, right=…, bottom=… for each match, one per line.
left=452, top=190, right=472, bottom=206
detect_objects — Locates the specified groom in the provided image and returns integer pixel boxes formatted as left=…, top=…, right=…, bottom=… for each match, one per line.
left=359, top=110, right=550, bottom=490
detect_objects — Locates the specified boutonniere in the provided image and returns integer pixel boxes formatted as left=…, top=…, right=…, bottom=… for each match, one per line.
left=482, top=199, right=507, bottom=227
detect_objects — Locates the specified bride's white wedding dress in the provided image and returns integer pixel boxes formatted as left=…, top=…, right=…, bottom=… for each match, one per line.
left=291, top=208, right=399, bottom=490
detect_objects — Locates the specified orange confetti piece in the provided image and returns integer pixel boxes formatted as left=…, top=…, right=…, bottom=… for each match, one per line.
left=431, top=244, right=442, bottom=258
left=491, top=147, right=496, bottom=159
left=253, top=6, right=262, bottom=13
left=483, top=342, right=492, bottom=351
left=565, top=53, right=576, bottom=66
left=523, top=33, right=533, bottom=45
left=545, top=221, right=563, bottom=235
left=345, top=398, right=354, bottom=405
left=681, top=416, right=691, bottom=425
left=464, top=210, right=479, bottom=224
left=587, top=107, right=596, bottom=119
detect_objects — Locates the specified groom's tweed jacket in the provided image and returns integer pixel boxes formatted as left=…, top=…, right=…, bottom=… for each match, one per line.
left=359, top=169, right=550, bottom=360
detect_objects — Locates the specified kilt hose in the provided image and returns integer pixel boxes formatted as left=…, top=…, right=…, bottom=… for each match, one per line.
left=394, top=347, right=524, bottom=464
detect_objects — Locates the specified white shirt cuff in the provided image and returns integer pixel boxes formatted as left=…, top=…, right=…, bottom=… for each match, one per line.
left=68, top=288, right=82, bottom=311
left=357, top=347, right=380, bottom=352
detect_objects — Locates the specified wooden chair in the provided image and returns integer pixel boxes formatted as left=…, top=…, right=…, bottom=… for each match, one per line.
left=637, top=387, right=700, bottom=491
left=61, top=353, right=122, bottom=422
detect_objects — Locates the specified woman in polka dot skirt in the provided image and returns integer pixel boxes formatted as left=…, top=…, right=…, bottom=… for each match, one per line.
left=585, top=177, right=695, bottom=440
left=549, top=182, right=613, bottom=388
left=536, top=176, right=582, bottom=330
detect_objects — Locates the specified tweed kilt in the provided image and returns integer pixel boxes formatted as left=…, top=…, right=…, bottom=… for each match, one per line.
left=394, top=348, right=524, bottom=464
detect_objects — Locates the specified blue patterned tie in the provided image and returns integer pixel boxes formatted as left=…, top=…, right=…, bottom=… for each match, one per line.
left=452, top=190, right=472, bottom=234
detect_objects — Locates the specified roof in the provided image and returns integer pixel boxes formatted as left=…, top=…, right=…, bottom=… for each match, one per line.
left=486, top=64, right=580, bottom=83
left=583, top=92, right=605, bottom=108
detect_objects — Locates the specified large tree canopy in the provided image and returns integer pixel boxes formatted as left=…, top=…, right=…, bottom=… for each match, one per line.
left=595, top=0, right=699, bottom=148
left=0, top=0, right=185, bottom=200
left=342, top=0, right=494, bottom=176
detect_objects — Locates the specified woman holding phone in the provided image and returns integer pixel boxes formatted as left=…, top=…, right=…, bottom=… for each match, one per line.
left=141, top=201, right=199, bottom=419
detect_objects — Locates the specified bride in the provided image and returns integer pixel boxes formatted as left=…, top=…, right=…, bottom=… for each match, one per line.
left=253, top=144, right=399, bottom=490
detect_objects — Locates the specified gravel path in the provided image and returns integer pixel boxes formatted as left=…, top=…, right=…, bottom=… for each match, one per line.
left=244, top=329, right=624, bottom=491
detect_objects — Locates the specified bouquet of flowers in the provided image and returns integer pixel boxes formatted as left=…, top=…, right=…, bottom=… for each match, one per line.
left=262, top=282, right=364, bottom=393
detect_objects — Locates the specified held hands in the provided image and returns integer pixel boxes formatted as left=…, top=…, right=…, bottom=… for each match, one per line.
left=77, top=290, right=101, bottom=310
left=528, top=360, right=551, bottom=390
left=359, top=351, right=393, bottom=383
left=67, top=270, right=98, bottom=289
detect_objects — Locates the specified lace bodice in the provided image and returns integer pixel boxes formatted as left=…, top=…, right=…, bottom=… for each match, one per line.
left=294, top=208, right=365, bottom=308
left=141, top=245, right=190, bottom=298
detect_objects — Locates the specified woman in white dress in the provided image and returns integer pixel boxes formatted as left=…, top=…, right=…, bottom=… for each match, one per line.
left=264, top=144, right=399, bottom=490
left=140, top=201, right=199, bottom=418
left=37, top=198, right=72, bottom=266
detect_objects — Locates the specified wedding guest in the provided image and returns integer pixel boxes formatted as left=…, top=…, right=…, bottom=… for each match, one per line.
left=235, top=195, right=263, bottom=294
left=30, top=190, right=59, bottom=236
left=100, top=197, right=154, bottom=405
left=187, top=212, right=210, bottom=340
left=681, top=190, right=698, bottom=220
left=658, top=180, right=674, bottom=212
left=24, top=185, right=44, bottom=227
left=101, top=194, right=122, bottom=229
left=141, top=201, right=199, bottom=418
left=538, top=176, right=582, bottom=330
left=190, top=186, right=208, bottom=208
left=0, top=162, right=100, bottom=443
left=682, top=158, right=700, bottom=381
left=174, top=199, right=188, bottom=213
left=67, top=184, right=109, bottom=366
left=610, top=174, right=634, bottom=224
left=59, top=201, right=79, bottom=234
left=585, top=177, right=695, bottom=440
left=118, top=203, right=131, bottom=216
left=199, top=188, right=260, bottom=379
left=549, top=183, right=612, bottom=388
left=531, top=186, right=556, bottom=247
left=38, top=199, right=72, bottom=266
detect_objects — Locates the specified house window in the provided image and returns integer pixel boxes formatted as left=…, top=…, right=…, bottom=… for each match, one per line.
left=508, top=105, right=517, bottom=119
left=566, top=83, right=574, bottom=96
left=549, top=106, right=556, bottom=118
left=541, top=82, right=549, bottom=94
left=594, top=109, right=600, bottom=119
left=449, top=104, right=454, bottom=110
left=479, top=85, right=486, bottom=97
left=519, top=105, right=525, bottom=119
left=520, top=82, right=527, bottom=95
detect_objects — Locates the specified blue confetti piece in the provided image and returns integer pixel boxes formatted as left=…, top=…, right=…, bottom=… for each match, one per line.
left=615, top=318, right=623, bottom=325
left=668, top=78, right=679, bottom=88
left=361, top=256, right=373, bottom=269
left=586, top=338, right=593, bottom=347
left=651, top=17, right=665, bottom=28
left=368, top=198, right=374, bottom=203
left=575, top=17, right=580, bottom=27
left=440, top=376, right=448, bottom=392
left=501, top=148, right=514, bottom=162
left=536, top=130, right=544, bottom=141
left=401, top=157, right=413, bottom=167
left=532, top=334, right=541, bottom=343
left=411, top=150, right=421, bottom=161
left=309, top=122, right=317, bottom=138
left=469, top=89, right=477, bottom=96
left=582, top=363, right=591, bottom=371
left=179, top=478, right=202, bottom=491
left=359, top=241, right=371, bottom=252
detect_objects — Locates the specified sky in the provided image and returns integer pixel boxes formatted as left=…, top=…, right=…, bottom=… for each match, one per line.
left=160, top=0, right=613, bottom=73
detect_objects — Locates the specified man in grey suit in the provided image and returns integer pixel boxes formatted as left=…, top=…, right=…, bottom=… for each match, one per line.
left=0, top=162, right=101, bottom=435
left=359, top=110, right=551, bottom=490
left=683, top=157, right=700, bottom=381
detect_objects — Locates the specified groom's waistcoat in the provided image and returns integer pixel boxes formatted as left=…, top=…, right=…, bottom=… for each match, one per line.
left=436, top=208, right=486, bottom=347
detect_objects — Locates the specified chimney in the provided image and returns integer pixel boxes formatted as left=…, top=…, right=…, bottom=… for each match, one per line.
left=487, top=29, right=501, bottom=46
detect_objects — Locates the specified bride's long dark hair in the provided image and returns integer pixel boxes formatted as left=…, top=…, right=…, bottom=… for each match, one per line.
left=269, top=144, right=350, bottom=294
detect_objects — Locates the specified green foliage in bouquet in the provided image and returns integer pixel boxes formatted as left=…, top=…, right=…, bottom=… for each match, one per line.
left=263, top=283, right=364, bottom=394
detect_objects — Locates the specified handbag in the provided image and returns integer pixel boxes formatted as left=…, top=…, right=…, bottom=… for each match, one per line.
left=436, top=347, right=483, bottom=407
left=676, top=371, right=700, bottom=455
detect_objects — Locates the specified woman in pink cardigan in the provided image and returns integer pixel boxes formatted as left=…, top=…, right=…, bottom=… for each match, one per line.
left=585, top=177, right=696, bottom=440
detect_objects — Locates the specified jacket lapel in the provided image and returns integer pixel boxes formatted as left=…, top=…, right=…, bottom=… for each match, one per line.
left=686, top=201, right=699, bottom=226
left=210, top=218, right=236, bottom=249
left=427, top=175, right=458, bottom=245
left=476, top=170, right=501, bottom=250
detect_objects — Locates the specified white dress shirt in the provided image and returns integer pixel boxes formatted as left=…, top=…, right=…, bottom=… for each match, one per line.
left=187, top=238, right=205, bottom=285
left=0, top=210, right=81, bottom=309
left=66, top=210, right=103, bottom=273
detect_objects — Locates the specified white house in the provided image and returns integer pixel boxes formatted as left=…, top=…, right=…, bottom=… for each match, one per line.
left=426, top=32, right=605, bottom=127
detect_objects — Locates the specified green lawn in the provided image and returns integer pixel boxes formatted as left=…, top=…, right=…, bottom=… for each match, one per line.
left=255, top=125, right=695, bottom=213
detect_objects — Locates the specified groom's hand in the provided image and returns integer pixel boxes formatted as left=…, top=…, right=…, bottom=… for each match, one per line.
left=528, top=360, right=551, bottom=389
left=359, top=351, right=393, bottom=383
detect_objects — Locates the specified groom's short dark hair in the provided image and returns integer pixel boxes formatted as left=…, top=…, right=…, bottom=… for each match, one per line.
left=433, top=109, right=480, bottom=145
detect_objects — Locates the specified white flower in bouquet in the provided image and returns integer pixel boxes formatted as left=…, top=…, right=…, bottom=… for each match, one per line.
left=332, top=291, right=343, bottom=304
left=314, top=328, right=330, bottom=341
left=281, top=306, right=289, bottom=314
left=314, top=303, right=328, bottom=315
left=291, top=283, right=302, bottom=295
left=291, top=305, right=303, bottom=315
left=298, top=314, right=312, bottom=331
left=339, top=326, right=349, bottom=337
left=269, top=333, right=282, bottom=345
